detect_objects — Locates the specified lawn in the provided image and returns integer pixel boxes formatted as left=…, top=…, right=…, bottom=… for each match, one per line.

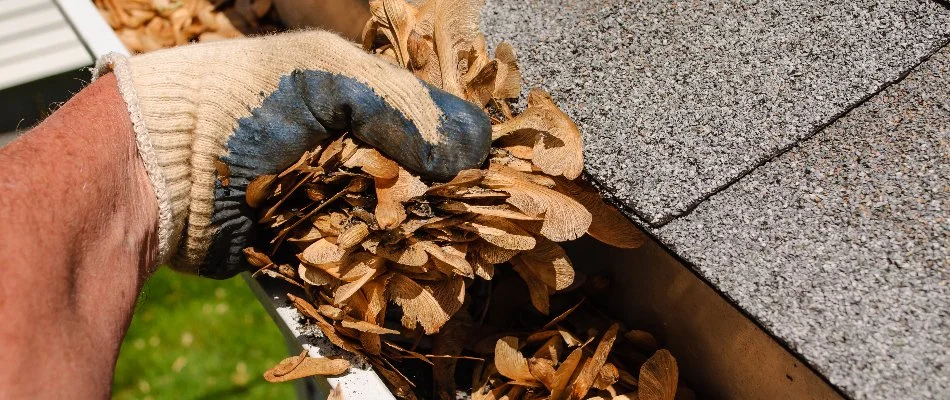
left=112, top=268, right=297, bottom=399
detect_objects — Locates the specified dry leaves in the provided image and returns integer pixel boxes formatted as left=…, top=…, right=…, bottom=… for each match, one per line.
left=94, top=0, right=282, bottom=53
left=263, top=350, right=350, bottom=383
left=474, top=305, right=681, bottom=400
left=226, top=0, right=674, bottom=398
left=638, top=350, right=679, bottom=400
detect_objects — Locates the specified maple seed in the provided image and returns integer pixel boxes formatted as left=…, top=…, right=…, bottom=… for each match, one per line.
left=263, top=352, right=350, bottom=383
left=638, top=349, right=680, bottom=400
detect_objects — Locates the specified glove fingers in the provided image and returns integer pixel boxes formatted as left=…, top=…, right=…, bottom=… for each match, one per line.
left=293, top=69, right=491, bottom=181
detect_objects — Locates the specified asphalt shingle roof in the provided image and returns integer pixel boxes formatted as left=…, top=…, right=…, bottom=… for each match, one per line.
left=484, top=1, right=950, bottom=398
left=656, top=46, right=950, bottom=399
left=483, top=0, right=950, bottom=226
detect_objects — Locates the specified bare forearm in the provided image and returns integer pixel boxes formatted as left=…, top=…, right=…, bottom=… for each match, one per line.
left=0, top=73, right=158, bottom=398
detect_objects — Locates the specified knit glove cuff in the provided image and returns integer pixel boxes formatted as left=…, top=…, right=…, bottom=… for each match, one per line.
left=93, top=53, right=181, bottom=265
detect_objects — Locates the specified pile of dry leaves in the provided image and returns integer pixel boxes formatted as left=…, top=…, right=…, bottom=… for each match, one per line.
left=105, top=0, right=687, bottom=398
left=94, top=0, right=280, bottom=53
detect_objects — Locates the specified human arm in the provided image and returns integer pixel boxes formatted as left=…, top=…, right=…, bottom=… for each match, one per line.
left=0, top=73, right=158, bottom=399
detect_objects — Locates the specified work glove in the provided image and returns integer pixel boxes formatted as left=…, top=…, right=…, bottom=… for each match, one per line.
left=93, top=31, right=492, bottom=279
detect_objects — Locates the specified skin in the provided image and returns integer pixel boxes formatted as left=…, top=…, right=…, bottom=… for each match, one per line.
left=0, top=74, right=158, bottom=399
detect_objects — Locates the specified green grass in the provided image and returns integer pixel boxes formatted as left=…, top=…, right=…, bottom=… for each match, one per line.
left=113, top=268, right=297, bottom=400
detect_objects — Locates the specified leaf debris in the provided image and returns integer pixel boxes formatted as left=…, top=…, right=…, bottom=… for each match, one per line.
left=239, top=0, right=680, bottom=398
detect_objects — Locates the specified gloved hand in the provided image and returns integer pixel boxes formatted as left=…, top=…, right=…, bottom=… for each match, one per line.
left=93, top=31, right=492, bottom=279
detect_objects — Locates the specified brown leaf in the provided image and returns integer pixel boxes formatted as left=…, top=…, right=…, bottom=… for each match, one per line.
left=459, top=35, right=489, bottom=84
left=592, top=363, right=619, bottom=390
left=624, top=330, right=659, bottom=354
left=333, top=254, right=386, bottom=304
left=525, top=330, right=559, bottom=345
left=483, top=166, right=592, bottom=242
left=318, top=304, right=346, bottom=320
left=473, top=241, right=520, bottom=264
left=512, top=260, right=551, bottom=314
left=494, top=337, right=537, bottom=384
left=490, top=149, right=536, bottom=173
left=395, top=265, right=448, bottom=282
left=553, top=177, right=644, bottom=249
left=361, top=17, right=381, bottom=50
left=425, top=226, right=476, bottom=243
left=407, top=30, right=443, bottom=87
left=386, top=341, right=435, bottom=365
left=440, top=201, right=540, bottom=221
left=375, top=168, right=428, bottom=229
left=432, top=0, right=485, bottom=96
left=549, top=346, right=585, bottom=400
left=213, top=159, right=230, bottom=186
left=375, top=240, right=430, bottom=266
left=337, top=222, right=370, bottom=249
left=287, top=225, right=324, bottom=244
left=462, top=216, right=536, bottom=251
left=341, top=318, right=400, bottom=334
left=493, top=42, right=521, bottom=99
left=527, top=358, right=556, bottom=390
left=317, top=134, right=348, bottom=168
left=394, top=215, right=449, bottom=237
left=492, top=163, right=556, bottom=187
left=418, top=241, right=474, bottom=277
left=243, top=247, right=273, bottom=268
left=263, top=355, right=349, bottom=383
left=298, top=263, right=339, bottom=286
left=302, top=238, right=347, bottom=265
left=426, top=169, right=485, bottom=196
left=491, top=89, right=584, bottom=179
left=343, top=147, right=399, bottom=179
left=387, top=273, right=464, bottom=334
left=369, top=0, right=416, bottom=66
left=315, top=315, right=361, bottom=354
left=339, top=138, right=361, bottom=165
left=473, top=382, right=509, bottom=400
left=611, top=394, right=638, bottom=400
left=499, top=133, right=535, bottom=160
left=359, top=278, right=390, bottom=355
left=512, top=240, right=574, bottom=291
left=258, top=268, right=305, bottom=288
left=469, top=250, right=495, bottom=280
left=570, top=323, right=619, bottom=399
left=286, top=292, right=320, bottom=317
left=278, top=147, right=316, bottom=175
left=378, top=45, right=400, bottom=64
left=638, top=350, right=678, bottom=400
left=542, top=298, right=585, bottom=330
left=246, top=174, right=276, bottom=207
left=310, top=213, right=338, bottom=232
left=464, top=59, right=498, bottom=106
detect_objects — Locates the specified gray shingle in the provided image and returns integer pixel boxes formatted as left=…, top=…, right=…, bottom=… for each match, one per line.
left=654, top=45, right=950, bottom=399
left=483, top=0, right=950, bottom=225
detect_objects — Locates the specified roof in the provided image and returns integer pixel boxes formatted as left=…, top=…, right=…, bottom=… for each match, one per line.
left=484, top=0, right=950, bottom=398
